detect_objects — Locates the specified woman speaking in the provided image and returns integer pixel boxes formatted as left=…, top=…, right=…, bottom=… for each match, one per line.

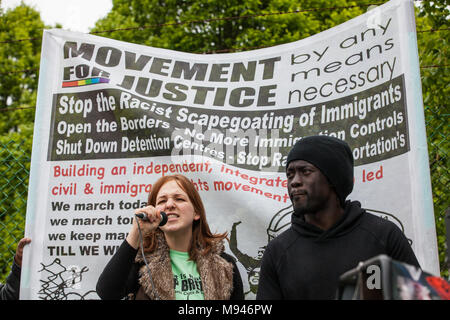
left=96, top=174, right=243, bottom=300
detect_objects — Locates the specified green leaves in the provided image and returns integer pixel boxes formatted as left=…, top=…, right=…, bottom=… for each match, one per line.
left=91, top=0, right=369, bottom=53
left=0, top=4, right=43, bottom=282
left=0, top=4, right=46, bottom=135
left=416, top=1, right=449, bottom=278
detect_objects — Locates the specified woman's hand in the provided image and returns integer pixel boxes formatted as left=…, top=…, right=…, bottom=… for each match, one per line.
left=126, top=206, right=163, bottom=249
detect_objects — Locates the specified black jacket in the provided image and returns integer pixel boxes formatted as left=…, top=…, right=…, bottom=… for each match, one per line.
left=0, top=260, right=21, bottom=300
left=256, top=201, right=420, bottom=300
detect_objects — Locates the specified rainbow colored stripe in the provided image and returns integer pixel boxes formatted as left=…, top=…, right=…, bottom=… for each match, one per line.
left=62, top=77, right=109, bottom=88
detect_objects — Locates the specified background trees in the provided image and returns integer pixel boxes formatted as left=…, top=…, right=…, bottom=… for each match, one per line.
left=92, top=0, right=367, bottom=51
left=0, top=4, right=45, bottom=282
left=0, top=4, right=44, bottom=133
left=0, top=0, right=448, bottom=282
left=416, top=0, right=449, bottom=279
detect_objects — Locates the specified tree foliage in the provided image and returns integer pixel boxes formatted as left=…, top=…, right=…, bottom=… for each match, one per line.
left=0, top=4, right=45, bottom=134
left=416, top=0, right=449, bottom=278
left=92, top=0, right=366, bottom=52
left=0, top=4, right=44, bottom=282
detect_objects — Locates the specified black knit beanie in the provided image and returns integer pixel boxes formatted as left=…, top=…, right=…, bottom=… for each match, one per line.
left=286, top=135, right=354, bottom=206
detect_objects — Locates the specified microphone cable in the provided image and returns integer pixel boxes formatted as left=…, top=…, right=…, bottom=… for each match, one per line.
left=135, top=215, right=162, bottom=300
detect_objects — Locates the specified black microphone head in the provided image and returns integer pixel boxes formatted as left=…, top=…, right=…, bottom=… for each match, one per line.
left=135, top=213, right=148, bottom=221
left=159, top=211, right=168, bottom=226
left=135, top=212, right=167, bottom=226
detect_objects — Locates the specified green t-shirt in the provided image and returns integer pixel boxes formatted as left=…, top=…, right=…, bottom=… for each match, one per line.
left=170, top=249, right=204, bottom=300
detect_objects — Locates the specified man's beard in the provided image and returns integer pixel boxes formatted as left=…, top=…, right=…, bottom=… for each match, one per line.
left=292, top=195, right=324, bottom=217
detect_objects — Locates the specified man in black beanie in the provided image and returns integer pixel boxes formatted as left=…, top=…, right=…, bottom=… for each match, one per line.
left=256, top=135, right=420, bottom=300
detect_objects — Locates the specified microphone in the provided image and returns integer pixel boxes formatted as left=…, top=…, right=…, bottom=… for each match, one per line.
left=135, top=211, right=168, bottom=226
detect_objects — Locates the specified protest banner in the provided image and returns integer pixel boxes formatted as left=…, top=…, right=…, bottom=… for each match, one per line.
left=21, top=0, right=439, bottom=299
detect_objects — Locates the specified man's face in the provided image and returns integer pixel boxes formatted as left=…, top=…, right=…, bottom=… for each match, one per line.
left=286, top=160, right=335, bottom=215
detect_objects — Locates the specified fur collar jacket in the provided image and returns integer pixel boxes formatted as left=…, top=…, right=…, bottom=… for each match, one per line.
left=134, top=230, right=234, bottom=300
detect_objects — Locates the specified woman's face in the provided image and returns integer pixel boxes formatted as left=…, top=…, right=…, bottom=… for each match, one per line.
left=155, top=180, right=199, bottom=234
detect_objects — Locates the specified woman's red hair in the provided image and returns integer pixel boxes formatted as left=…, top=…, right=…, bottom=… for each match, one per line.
left=143, top=174, right=227, bottom=260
